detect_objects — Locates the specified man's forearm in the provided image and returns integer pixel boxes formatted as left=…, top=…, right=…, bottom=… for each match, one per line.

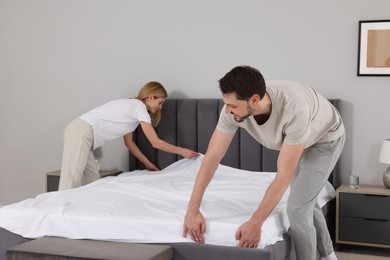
left=187, top=154, right=220, bottom=210
left=251, top=169, right=292, bottom=226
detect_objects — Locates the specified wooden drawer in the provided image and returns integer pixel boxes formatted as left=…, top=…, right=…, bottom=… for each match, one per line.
left=339, top=217, right=390, bottom=245
left=339, top=193, right=390, bottom=220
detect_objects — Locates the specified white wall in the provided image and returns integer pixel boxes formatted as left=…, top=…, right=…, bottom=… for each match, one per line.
left=1, top=0, right=390, bottom=205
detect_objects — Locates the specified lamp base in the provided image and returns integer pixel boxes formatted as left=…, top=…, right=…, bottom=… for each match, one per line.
left=383, top=166, right=390, bottom=189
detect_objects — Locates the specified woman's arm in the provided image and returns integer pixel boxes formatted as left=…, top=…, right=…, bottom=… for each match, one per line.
left=140, top=121, right=199, bottom=158
left=123, top=132, right=159, bottom=171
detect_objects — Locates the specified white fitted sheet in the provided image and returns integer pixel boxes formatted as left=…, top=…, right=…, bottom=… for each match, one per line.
left=0, top=155, right=335, bottom=249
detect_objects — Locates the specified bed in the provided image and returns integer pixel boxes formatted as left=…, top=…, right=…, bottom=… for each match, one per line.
left=0, top=98, right=341, bottom=260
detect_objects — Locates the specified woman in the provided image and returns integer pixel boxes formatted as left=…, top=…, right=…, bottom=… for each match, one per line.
left=58, top=81, right=199, bottom=190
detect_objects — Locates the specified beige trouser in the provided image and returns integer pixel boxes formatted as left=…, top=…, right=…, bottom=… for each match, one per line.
left=58, top=118, right=100, bottom=190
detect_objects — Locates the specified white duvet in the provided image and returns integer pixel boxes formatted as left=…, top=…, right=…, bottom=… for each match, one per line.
left=0, top=155, right=335, bottom=249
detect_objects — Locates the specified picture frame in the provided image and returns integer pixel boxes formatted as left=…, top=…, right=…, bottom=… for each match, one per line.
left=357, top=20, right=390, bottom=76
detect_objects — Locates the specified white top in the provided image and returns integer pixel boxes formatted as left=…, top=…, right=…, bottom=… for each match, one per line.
left=79, top=99, right=151, bottom=149
left=217, top=80, right=345, bottom=150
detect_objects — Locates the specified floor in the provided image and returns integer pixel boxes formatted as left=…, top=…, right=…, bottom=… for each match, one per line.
left=335, top=245, right=390, bottom=260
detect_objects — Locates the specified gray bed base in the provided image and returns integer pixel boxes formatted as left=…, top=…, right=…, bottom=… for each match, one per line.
left=0, top=98, right=341, bottom=260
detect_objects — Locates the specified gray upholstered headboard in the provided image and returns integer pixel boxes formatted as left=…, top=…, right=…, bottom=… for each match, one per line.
left=129, top=99, right=341, bottom=187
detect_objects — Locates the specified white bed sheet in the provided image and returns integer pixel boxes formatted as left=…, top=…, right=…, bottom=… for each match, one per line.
left=0, top=155, right=335, bottom=249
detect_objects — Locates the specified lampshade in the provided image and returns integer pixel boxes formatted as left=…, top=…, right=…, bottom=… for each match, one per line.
left=379, top=139, right=390, bottom=164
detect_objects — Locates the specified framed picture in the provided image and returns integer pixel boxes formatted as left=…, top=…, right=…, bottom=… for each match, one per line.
left=357, top=20, right=390, bottom=76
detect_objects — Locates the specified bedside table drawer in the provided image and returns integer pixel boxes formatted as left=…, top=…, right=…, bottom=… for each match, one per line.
left=339, top=193, right=390, bottom=219
left=339, top=217, right=390, bottom=245
left=45, top=170, right=122, bottom=192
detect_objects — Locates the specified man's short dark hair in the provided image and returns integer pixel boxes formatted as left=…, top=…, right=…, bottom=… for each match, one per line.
left=218, top=65, right=266, bottom=100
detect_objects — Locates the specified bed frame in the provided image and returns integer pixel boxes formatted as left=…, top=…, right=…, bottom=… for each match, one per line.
left=0, top=98, right=341, bottom=260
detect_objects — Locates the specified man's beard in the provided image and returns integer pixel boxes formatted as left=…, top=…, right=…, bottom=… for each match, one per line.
left=232, top=105, right=255, bottom=123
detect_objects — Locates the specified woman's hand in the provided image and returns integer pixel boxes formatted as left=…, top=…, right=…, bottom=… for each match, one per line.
left=140, top=122, right=199, bottom=158
left=145, top=161, right=160, bottom=171
left=179, top=148, right=199, bottom=159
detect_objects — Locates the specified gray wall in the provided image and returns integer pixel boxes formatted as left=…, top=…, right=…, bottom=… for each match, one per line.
left=1, top=0, right=389, bottom=205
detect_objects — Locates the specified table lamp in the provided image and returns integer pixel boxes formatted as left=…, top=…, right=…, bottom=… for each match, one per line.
left=379, top=139, right=390, bottom=189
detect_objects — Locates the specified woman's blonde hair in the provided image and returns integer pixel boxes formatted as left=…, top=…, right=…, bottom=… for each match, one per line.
left=136, top=81, right=168, bottom=127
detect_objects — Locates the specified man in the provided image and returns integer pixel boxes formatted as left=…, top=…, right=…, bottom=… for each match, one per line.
left=183, top=66, right=344, bottom=260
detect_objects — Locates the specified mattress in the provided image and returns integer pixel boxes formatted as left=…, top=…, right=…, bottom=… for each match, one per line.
left=0, top=155, right=335, bottom=249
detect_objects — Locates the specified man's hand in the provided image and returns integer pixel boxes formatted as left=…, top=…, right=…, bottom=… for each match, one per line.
left=183, top=209, right=206, bottom=243
left=235, top=219, right=261, bottom=248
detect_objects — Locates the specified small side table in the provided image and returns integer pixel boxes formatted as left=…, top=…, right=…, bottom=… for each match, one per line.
left=336, top=184, right=390, bottom=249
left=45, top=170, right=123, bottom=192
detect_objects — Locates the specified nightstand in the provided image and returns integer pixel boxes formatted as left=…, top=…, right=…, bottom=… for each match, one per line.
left=45, top=170, right=123, bottom=192
left=336, top=184, right=390, bottom=249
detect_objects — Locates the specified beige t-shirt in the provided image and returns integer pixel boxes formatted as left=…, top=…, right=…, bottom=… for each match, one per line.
left=217, top=80, right=345, bottom=150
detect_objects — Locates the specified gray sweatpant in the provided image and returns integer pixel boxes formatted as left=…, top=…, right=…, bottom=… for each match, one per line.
left=287, top=134, right=345, bottom=260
